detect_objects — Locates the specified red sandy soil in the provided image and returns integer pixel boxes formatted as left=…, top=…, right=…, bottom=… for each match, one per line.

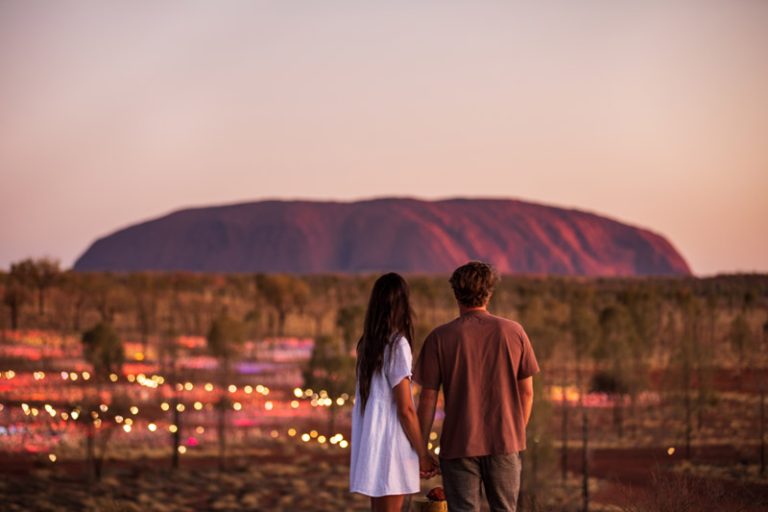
left=565, top=445, right=768, bottom=511
left=0, top=442, right=370, bottom=511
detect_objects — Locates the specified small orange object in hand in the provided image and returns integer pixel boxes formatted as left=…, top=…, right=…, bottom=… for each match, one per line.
left=427, top=487, right=446, bottom=502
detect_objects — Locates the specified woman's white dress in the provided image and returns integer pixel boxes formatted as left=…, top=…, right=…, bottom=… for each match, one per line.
left=349, top=335, right=419, bottom=497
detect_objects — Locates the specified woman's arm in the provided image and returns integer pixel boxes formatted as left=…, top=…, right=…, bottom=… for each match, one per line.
left=394, top=377, right=438, bottom=476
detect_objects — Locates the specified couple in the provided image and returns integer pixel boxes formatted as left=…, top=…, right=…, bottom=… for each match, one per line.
left=349, top=261, right=540, bottom=512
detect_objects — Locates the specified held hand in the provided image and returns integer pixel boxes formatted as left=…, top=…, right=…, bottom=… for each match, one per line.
left=419, top=454, right=440, bottom=479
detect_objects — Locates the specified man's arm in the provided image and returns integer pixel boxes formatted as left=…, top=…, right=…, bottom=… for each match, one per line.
left=417, top=387, right=439, bottom=444
left=518, top=376, right=534, bottom=425
left=393, top=378, right=434, bottom=476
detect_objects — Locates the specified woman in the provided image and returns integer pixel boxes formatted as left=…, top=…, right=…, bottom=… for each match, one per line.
left=349, top=273, right=436, bottom=512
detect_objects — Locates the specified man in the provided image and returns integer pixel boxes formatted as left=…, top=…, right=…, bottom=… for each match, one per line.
left=414, top=261, right=539, bottom=512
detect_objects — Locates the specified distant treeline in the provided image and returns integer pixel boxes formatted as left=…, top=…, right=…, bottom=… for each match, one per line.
left=2, top=258, right=766, bottom=362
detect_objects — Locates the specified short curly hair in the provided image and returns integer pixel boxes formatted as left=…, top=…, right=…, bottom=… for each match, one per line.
left=449, top=261, right=499, bottom=307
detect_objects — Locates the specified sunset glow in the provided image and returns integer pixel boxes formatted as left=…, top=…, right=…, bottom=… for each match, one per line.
left=1, top=1, right=766, bottom=274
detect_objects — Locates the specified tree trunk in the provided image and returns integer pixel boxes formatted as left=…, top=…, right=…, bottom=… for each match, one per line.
left=73, top=297, right=84, bottom=332
left=561, top=370, right=569, bottom=483
left=218, top=357, right=229, bottom=472
left=582, top=405, right=589, bottom=512
left=696, top=363, right=705, bottom=430
left=94, top=452, right=103, bottom=481
left=576, top=356, right=588, bottom=512
left=93, top=382, right=105, bottom=481
left=533, top=441, right=540, bottom=510
left=329, top=404, right=337, bottom=435
left=277, top=310, right=287, bottom=337
left=10, top=303, right=19, bottom=330
left=172, top=399, right=181, bottom=469
left=86, top=421, right=95, bottom=482
left=684, top=365, right=692, bottom=460
left=760, top=388, right=765, bottom=476
left=613, top=395, right=623, bottom=439
left=517, top=453, right=525, bottom=511
left=93, top=425, right=113, bottom=482
left=37, top=287, right=45, bottom=316
left=217, top=404, right=227, bottom=471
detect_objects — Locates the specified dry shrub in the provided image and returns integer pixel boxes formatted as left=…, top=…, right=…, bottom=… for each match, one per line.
left=620, top=470, right=764, bottom=512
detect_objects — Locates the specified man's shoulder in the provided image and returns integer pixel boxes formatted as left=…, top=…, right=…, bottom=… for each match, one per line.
left=488, top=314, right=523, bottom=331
left=486, top=313, right=527, bottom=336
left=426, top=314, right=527, bottom=340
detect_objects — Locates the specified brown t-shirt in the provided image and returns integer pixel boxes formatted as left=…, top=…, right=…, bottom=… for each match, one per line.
left=414, top=309, right=540, bottom=459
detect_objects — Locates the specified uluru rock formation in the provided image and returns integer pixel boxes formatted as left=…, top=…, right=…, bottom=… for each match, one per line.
left=73, top=198, right=691, bottom=276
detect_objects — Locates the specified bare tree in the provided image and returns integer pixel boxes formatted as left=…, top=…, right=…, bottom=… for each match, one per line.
left=206, top=313, right=245, bottom=470
left=729, top=312, right=752, bottom=378
left=336, top=304, right=364, bottom=354
left=303, top=335, right=356, bottom=434
left=127, top=273, right=159, bottom=357
left=255, top=274, right=310, bottom=336
left=760, top=320, right=768, bottom=476
left=81, top=321, right=125, bottom=480
left=595, top=304, right=635, bottom=439
left=2, top=276, right=28, bottom=330
left=10, top=257, right=61, bottom=316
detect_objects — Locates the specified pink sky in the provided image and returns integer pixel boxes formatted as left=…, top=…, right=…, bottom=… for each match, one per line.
left=1, top=1, right=767, bottom=275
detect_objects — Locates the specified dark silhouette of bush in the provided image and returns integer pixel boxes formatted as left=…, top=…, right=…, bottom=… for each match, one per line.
left=590, top=370, right=628, bottom=395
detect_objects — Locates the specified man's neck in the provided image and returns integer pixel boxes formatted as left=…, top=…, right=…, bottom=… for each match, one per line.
left=459, top=305, right=488, bottom=316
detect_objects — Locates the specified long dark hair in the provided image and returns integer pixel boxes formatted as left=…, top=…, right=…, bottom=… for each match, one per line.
left=356, top=272, right=415, bottom=414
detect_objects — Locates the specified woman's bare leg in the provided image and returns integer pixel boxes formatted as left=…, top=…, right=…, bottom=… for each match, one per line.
left=371, top=495, right=405, bottom=512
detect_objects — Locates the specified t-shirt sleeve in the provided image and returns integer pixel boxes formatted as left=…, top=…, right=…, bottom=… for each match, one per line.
left=517, top=325, right=540, bottom=380
left=413, top=331, right=441, bottom=390
left=385, top=336, right=413, bottom=388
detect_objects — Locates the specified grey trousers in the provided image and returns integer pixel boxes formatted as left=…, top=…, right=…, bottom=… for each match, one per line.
left=439, top=453, right=522, bottom=512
